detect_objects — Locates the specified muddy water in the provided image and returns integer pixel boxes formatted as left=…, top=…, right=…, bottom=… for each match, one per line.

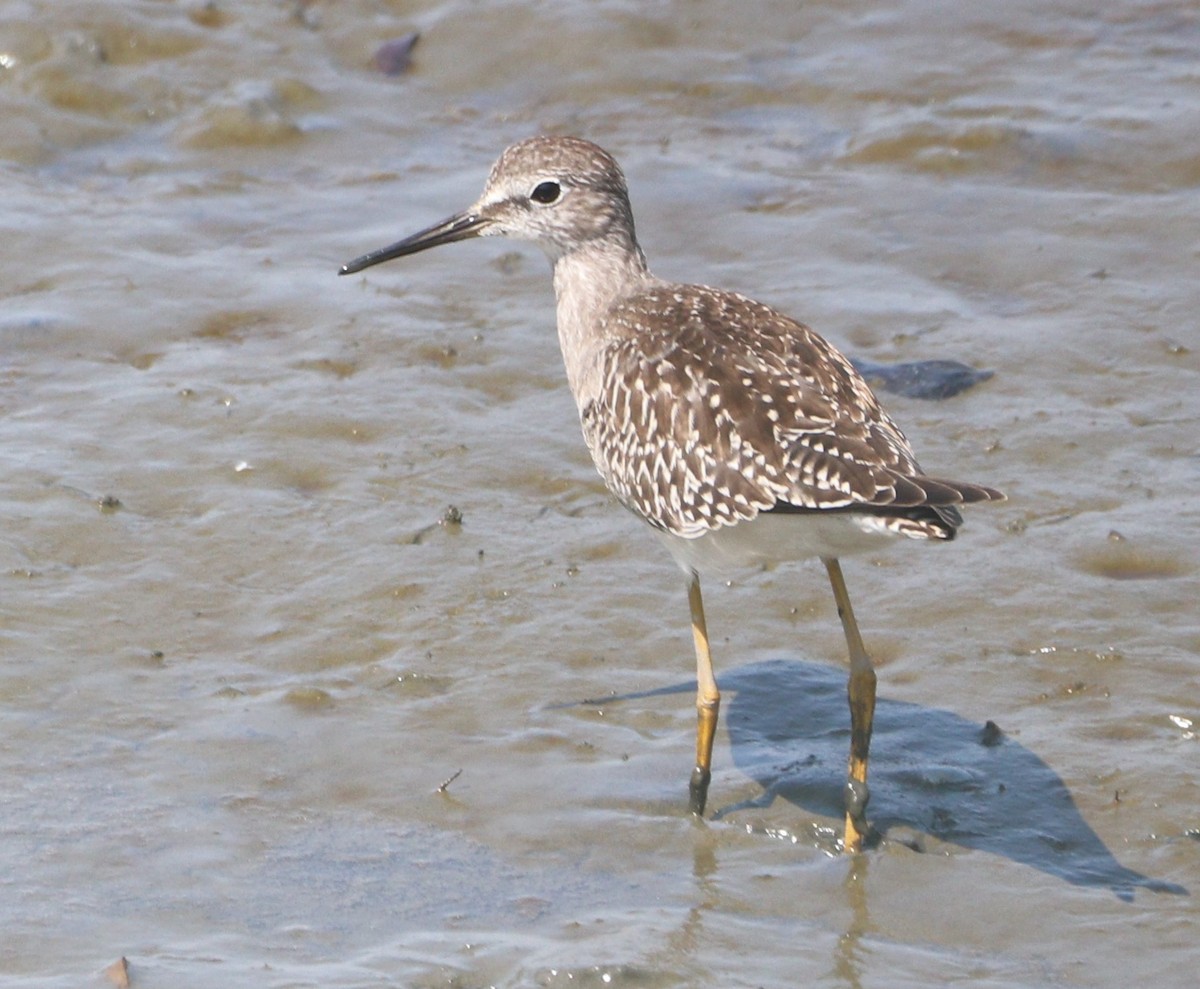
left=1, top=1, right=1197, bottom=986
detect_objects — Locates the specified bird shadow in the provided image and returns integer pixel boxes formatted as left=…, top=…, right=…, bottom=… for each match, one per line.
left=593, top=658, right=1187, bottom=902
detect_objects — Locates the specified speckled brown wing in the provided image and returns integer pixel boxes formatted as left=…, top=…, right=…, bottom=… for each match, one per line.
left=579, top=285, right=1000, bottom=538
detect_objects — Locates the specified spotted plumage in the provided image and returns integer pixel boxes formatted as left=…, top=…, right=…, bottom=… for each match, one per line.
left=340, top=135, right=1005, bottom=850
left=580, top=284, right=998, bottom=541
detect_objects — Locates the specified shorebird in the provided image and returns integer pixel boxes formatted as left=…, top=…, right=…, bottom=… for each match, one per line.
left=340, top=136, right=1003, bottom=852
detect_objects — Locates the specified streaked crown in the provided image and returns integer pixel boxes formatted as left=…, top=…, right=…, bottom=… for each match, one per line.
left=473, top=136, right=640, bottom=256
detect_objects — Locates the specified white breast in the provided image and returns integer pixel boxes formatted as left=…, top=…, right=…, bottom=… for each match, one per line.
left=655, top=510, right=920, bottom=577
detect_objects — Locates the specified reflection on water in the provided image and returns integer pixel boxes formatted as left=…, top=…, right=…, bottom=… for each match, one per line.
left=834, top=858, right=870, bottom=989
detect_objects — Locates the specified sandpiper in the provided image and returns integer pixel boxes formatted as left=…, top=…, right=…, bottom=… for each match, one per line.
left=340, top=136, right=1003, bottom=852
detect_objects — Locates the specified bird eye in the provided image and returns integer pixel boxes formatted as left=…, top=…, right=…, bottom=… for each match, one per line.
left=530, top=180, right=562, bottom=205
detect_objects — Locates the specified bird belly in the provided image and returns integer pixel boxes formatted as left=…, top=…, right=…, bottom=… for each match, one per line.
left=655, top=511, right=910, bottom=577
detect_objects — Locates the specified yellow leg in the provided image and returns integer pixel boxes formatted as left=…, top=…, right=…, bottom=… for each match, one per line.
left=823, top=557, right=877, bottom=853
left=687, top=572, right=720, bottom=815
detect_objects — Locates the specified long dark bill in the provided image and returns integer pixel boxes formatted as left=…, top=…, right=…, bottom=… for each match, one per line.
left=338, top=211, right=489, bottom=275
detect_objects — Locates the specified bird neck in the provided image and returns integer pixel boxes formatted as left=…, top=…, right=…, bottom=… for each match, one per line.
left=551, top=235, right=655, bottom=403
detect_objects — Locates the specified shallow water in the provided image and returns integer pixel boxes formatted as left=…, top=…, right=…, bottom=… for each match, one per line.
left=1, top=1, right=1198, bottom=986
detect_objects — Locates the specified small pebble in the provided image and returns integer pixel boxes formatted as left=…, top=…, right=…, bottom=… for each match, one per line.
left=374, top=32, right=420, bottom=76
left=850, top=358, right=993, bottom=400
